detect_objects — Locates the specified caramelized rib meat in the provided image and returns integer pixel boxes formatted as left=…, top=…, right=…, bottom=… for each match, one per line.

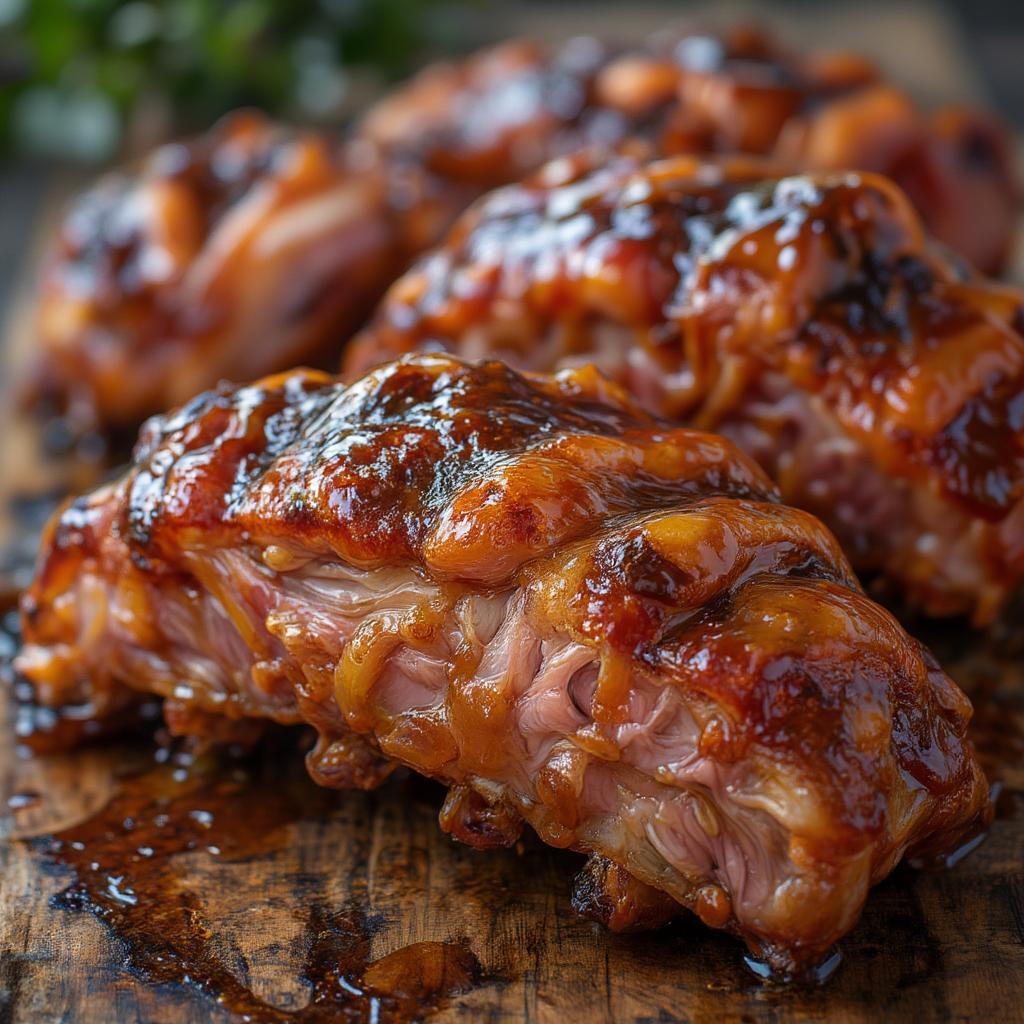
left=348, top=157, right=1024, bottom=622
left=361, top=27, right=1016, bottom=273
left=18, top=355, right=990, bottom=976
left=27, top=26, right=1017, bottom=437
left=26, top=111, right=461, bottom=434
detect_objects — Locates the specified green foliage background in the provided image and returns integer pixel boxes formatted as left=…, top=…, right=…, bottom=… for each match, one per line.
left=0, top=0, right=480, bottom=160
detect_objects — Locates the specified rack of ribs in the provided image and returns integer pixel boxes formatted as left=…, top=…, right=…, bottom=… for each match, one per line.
left=346, top=156, right=1024, bottom=623
left=24, top=25, right=1016, bottom=440
left=17, top=354, right=991, bottom=978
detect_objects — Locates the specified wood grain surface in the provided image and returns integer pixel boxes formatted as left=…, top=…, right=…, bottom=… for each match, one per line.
left=2, top=3, right=1024, bottom=1021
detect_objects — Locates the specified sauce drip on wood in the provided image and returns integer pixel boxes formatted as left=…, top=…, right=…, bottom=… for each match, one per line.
left=27, top=741, right=483, bottom=1022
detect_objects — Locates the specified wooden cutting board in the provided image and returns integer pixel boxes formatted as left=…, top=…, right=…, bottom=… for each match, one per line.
left=2, top=3, right=1024, bottom=1021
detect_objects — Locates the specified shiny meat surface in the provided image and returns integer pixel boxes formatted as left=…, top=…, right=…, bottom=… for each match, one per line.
left=26, top=26, right=1017, bottom=436
left=25, top=111, right=461, bottom=433
left=347, top=157, right=1024, bottom=623
left=17, top=355, right=990, bottom=977
left=363, top=27, right=1015, bottom=273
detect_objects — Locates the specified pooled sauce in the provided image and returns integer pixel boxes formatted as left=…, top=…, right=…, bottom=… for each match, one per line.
left=25, top=742, right=482, bottom=1022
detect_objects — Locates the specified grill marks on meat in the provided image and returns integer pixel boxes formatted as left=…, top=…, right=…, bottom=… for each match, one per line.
left=18, top=355, right=990, bottom=977
left=25, top=25, right=1017, bottom=437
left=347, top=158, right=1024, bottom=622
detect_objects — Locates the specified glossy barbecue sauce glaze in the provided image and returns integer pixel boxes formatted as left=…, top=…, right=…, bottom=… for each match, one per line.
left=11, top=356, right=998, bottom=1000
left=23, top=24, right=1018, bottom=463
left=29, top=114, right=329, bottom=418
left=357, top=25, right=874, bottom=185
left=357, top=159, right=1024, bottom=519
left=349, top=158, right=1024, bottom=622
left=27, top=108, right=459, bottom=443
left=120, top=355, right=770, bottom=572
left=359, top=24, right=1016, bottom=277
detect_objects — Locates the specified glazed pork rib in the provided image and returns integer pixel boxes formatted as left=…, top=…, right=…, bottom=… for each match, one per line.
left=361, top=26, right=1016, bottom=273
left=346, top=156, right=1024, bottom=623
left=24, top=26, right=1016, bottom=438
left=24, top=111, right=460, bottom=435
left=18, top=355, right=990, bottom=976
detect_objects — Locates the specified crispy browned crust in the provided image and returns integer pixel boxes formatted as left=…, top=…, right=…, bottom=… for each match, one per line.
left=347, top=157, right=1024, bottom=621
left=18, top=355, right=991, bottom=975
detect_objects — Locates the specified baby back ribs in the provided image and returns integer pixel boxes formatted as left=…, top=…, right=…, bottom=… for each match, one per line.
left=346, top=156, right=1024, bottom=623
left=25, top=26, right=1016, bottom=439
left=18, top=354, right=990, bottom=977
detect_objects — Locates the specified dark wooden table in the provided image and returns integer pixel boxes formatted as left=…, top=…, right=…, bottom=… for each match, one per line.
left=2, top=3, right=1024, bottom=1022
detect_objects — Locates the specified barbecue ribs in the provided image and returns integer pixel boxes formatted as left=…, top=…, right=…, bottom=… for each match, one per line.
left=25, top=26, right=1016, bottom=437
left=24, top=111, right=460, bottom=435
left=17, top=354, right=991, bottom=977
left=346, top=156, right=1024, bottom=623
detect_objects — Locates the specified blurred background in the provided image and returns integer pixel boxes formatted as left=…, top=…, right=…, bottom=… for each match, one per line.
left=1, top=0, right=1022, bottom=328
